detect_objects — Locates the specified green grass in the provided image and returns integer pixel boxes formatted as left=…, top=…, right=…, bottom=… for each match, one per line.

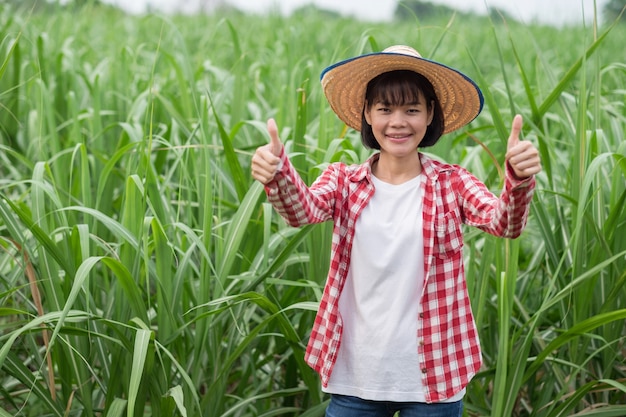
left=0, top=2, right=625, bottom=416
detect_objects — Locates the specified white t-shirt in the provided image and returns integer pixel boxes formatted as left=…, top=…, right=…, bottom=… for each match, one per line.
left=323, top=173, right=465, bottom=403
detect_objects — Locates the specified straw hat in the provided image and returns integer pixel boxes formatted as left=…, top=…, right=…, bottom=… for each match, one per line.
left=320, top=45, right=484, bottom=134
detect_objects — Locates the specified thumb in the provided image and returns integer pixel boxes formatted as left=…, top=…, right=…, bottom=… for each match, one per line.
left=507, top=114, right=523, bottom=151
left=267, top=118, right=283, bottom=156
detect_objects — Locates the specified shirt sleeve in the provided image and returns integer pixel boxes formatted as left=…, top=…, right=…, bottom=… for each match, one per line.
left=456, top=162, right=536, bottom=238
left=263, top=148, right=338, bottom=227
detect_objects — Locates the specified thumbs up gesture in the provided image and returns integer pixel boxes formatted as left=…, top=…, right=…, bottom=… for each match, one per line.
left=251, top=118, right=284, bottom=184
left=505, top=115, right=542, bottom=179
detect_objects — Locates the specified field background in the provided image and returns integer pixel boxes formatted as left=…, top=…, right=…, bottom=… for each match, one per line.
left=0, top=1, right=625, bottom=416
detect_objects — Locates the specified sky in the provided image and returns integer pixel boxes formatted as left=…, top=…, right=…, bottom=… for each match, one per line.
left=103, top=0, right=608, bottom=26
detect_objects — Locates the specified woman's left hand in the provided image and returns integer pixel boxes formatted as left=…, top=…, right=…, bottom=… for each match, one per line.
left=505, top=114, right=542, bottom=179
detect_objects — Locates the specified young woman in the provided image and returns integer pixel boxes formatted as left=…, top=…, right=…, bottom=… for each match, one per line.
left=251, top=45, right=541, bottom=417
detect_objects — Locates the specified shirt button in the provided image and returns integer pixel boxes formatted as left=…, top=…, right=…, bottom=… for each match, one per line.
left=421, top=368, right=428, bottom=373
left=419, top=313, right=424, bottom=318
left=419, top=339, right=425, bottom=346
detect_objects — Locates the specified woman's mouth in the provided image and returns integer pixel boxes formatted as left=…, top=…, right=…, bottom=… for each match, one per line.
left=386, top=134, right=411, bottom=142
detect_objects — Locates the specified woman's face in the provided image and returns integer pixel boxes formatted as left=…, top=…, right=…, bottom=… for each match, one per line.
left=364, top=90, right=434, bottom=159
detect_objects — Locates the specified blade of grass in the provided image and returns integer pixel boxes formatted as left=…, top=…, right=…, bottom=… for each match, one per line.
left=524, top=309, right=626, bottom=382
left=3, top=352, right=64, bottom=416
left=104, top=398, right=128, bottom=417
left=208, top=91, right=248, bottom=202
left=536, top=23, right=613, bottom=118
left=127, top=327, right=152, bottom=417
left=216, top=181, right=264, bottom=288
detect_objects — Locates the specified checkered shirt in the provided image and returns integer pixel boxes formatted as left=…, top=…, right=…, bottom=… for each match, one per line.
left=264, top=150, right=536, bottom=403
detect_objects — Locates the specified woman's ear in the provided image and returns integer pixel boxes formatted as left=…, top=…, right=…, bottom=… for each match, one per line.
left=427, top=100, right=435, bottom=126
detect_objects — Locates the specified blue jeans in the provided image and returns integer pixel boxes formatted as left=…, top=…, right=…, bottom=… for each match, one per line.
left=325, top=394, right=463, bottom=417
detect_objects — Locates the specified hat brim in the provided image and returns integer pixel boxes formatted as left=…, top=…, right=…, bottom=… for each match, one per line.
left=320, top=52, right=484, bottom=134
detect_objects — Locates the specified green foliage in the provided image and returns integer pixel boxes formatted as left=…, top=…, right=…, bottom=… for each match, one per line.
left=394, top=0, right=513, bottom=23
left=0, top=1, right=624, bottom=416
left=0, top=0, right=105, bottom=13
left=292, top=4, right=342, bottom=20
left=395, top=0, right=462, bottom=21
left=603, top=0, right=626, bottom=23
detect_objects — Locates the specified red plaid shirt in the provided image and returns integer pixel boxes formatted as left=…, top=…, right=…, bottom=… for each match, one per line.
left=265, top=150, right=536, bottom=402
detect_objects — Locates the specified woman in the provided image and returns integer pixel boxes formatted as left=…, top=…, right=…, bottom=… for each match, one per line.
left=251, top=45, right=541, bottom=416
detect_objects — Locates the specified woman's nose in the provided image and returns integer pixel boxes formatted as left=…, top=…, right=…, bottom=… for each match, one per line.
left=390, top=110, right=406, bottom=126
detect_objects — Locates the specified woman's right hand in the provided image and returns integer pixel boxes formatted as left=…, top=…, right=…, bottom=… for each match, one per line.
left=251, top=118, right=283, bottom=184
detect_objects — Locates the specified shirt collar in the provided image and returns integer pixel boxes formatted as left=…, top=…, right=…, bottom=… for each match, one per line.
left=349, top=152, right=448, bottom=183
left=347, top=153, right=379, bottom=183
left=419, top=153, right=438, bottom=181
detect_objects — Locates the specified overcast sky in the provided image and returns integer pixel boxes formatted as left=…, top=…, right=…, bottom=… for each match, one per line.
left=103, top=0, right=608, bottom=26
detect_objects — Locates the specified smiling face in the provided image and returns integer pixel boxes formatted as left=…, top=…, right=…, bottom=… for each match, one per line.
left=364, top=92, right=434, bottom=159
left=360, top=70, right=444, bottom=151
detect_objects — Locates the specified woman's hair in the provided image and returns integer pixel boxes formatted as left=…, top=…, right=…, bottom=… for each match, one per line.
left=361, top=70, right=444, bottom=149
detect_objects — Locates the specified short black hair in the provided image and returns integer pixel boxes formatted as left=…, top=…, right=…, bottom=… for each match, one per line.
left=360, top=70, right=444, bottom=149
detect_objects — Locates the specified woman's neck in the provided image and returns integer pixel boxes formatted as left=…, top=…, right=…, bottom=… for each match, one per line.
left=372, top=152, right=422, bottom=185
